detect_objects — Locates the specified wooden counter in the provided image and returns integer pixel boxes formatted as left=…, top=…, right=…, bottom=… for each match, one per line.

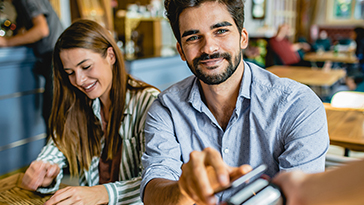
left=125, top=55, right=192, bottom=91
left=0, top=173, right=67, bottom=204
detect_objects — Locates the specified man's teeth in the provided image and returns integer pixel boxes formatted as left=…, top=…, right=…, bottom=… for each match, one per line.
left=86, top=82, right=96, bottom=89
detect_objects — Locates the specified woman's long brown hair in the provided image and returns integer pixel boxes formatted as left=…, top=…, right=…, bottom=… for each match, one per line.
left=50, top=19, right=152, bottom=176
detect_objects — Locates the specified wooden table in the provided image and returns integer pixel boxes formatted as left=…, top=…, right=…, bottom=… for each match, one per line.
left=325, top=104, right=364, bottom=152
left=304, top=51, right=359, bottom=64
left=266, top=66, right=346, bottom=87
left=0, top=173, right=67, bottom=204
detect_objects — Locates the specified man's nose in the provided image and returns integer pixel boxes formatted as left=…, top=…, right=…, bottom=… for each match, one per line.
left=200, top=35, right=219, bottom=54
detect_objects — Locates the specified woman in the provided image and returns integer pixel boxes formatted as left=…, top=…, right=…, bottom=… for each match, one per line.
left=21, top=19, right=159, bottom=204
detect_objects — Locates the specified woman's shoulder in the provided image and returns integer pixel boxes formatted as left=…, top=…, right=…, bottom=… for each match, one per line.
left=127, top=79, right=160, bottom=99
left=124, top=86, right=159, bottom=116
left=140, top=87, right=160, bottom=98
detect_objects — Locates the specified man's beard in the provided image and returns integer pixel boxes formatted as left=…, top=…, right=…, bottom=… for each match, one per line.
left=186, top=51, right=241, bottom=85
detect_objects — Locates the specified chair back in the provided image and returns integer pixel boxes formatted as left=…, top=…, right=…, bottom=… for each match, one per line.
left=331, top=91, right=364, bottom=109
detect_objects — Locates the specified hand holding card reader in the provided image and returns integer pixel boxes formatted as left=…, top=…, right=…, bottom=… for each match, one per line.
left=221, top=164, right=285, bottom=205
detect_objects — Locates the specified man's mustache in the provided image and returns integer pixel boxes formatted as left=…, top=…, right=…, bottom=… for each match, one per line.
left=193, top=52, right=231, bottom=65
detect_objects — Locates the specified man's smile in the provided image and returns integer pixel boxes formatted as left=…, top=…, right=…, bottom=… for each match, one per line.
left=199, top=58, right=224, bottom=67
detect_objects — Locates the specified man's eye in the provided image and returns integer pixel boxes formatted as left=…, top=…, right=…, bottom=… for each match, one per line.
left=186, top=36, right=199, bottom=42
left=216, top=29, right=227, bottom=34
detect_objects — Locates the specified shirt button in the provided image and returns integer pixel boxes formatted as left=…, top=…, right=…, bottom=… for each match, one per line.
left=223, top=148, right=229, bottom=154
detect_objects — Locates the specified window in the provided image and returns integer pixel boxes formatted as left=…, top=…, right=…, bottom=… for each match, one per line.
left=271, top=0, right=297, bottom=30
left=252, top=0, right=266, bottom=20
left=271, top=0, right=298, bottom=37
left=327, top=0, right=364, bottom=23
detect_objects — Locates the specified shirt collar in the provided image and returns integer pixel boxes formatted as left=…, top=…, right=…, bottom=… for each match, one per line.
left=187, top=78, right=204, bottom=113
left=239, top=61, right=252, bottom=100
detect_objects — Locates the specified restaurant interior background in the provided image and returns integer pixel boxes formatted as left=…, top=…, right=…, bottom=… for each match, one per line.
left=0, top=0, right=364, bottom=179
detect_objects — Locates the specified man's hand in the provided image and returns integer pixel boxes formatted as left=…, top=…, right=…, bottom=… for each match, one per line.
left=21, top=160, right=60, bottom=190
left=300, top=42, right=311, bottom=52
left=0, top=36, right=8, bottom=47
left=44, top=185, right=109, bottom=205
left=178, top=147, right=252, bottom=205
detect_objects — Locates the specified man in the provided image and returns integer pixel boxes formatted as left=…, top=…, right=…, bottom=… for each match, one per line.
left=141, top=0, right=329, bottom=204
left=0, top=0, right=64, bottom=135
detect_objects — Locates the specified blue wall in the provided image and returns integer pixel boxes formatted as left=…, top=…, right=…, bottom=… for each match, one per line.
left=0, top=46, right=46, bottom=175
left=125, top=55, right=192, bottom=91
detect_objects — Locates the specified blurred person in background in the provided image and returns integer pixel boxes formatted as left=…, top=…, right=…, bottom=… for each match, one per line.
left=336, top=29, right=357, bottom=54
left=346, top=72, right=364, bottom=92
left=354, top=27, right=364, bottom=73
left=0, top=0, right=64, bottom=136
left=312, top=30, right=332, bottom=52
left=269, top=23, right=311, bottom=66
left=21, top=19, right=159, bottom=205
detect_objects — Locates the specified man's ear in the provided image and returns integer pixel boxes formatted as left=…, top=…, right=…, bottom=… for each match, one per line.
left=240, top=28, right=249, bottom=50
left=107, top=47, right=116, bottom=65
left=176, top=42, right=186, bottom=61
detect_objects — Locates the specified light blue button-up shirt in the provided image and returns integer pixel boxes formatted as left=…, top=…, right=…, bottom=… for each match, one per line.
left=141, top=61, right=329, bottom=202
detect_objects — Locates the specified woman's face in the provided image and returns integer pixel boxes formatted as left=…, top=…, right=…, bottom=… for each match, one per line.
left=60, top=47, right=115, bottom=101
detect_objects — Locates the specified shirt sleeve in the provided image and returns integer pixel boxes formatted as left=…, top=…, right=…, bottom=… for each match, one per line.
left=278, top=85, right=329, bottom=173
left=103, top=177, right=143, bottom=205
left=140, top=98, right=183, bottom=201
left=35, top=139, right=68, bottom=194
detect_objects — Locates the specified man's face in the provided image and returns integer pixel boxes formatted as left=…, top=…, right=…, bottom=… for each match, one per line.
left=176, top=1, right=248, bottom=85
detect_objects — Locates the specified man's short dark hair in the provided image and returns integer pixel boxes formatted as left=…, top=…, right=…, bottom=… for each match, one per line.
left=164, top=0, right=245, bottom=44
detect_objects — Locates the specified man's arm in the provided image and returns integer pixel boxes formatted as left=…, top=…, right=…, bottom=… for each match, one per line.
left=278, top=84, right=329, bottom=173
left=143, top=147, right=252, bottom=205
left=291, top=42, right=311, bottom=52
left=144, top=178, right=194, bottom=205
left=0, top=14, right=49, bottom=47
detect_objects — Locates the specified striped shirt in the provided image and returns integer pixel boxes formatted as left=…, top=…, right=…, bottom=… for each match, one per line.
left=36, top=85, right=159, bottom=204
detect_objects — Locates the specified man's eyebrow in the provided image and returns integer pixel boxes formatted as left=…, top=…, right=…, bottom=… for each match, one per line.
left=182, top=30, right=199, bottom=38
left=211, top=21, right=232, bottom=29
left=181, top=21, right=233, bottom=38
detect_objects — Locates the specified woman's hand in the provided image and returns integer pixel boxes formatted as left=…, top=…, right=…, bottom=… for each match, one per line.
left=178, top=147, right=252, bottom=205
left=44, top=185, right=109, bottom=205
left=21, top=160, right=60, bottom=190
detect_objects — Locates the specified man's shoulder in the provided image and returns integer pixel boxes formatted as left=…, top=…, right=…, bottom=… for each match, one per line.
left=248, top=62, right=313, bottom=99
left=147, top=76, right=196, bottom=114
